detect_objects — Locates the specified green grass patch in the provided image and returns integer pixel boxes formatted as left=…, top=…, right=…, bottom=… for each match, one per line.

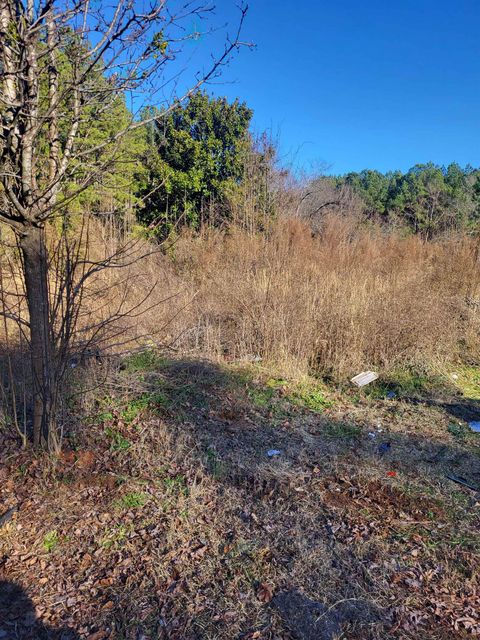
left=115, top=492, right=149, bottom=510
left=287, top=381, right=333, bottom=412
left=121, top=391, right=170, bottom=423
left=323, top=421, right=361, bottom=440
left=365, top=368, right=445, bottom=399
left=97, top=391, right=171, bottom=427
left=245, top=372, right=333, bottom=416
left=122, top=349, right=165, bottom=373
left=449, top=365, right=480, bottom=400
left=247, top=384, right=276, bottom=408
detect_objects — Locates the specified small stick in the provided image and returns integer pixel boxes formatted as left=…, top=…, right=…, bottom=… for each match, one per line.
left=446, top=474, right=479, bottom=492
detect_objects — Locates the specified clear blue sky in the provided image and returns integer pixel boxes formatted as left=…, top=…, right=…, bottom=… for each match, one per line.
left=193, top=0, right=480, bottom=175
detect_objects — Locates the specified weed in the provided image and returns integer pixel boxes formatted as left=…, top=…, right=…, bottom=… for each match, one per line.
left=120, top=397, right=148, bottom=424
left=18, top=463, right=28, bottom=476
left=43, top=530, right=59, bottom=553
left=265, top=377, right=289, bottom=389
left=163, top=475, right=188, bottom=496
left=205, top=447, right=226, bottom=479
left=323, top=421, right=361, bottom=440
left=122, top=349, right=165, bottom=373
left=115, top=492, right=149, bottom=510
left=447, top=422, right=468, bottom=440
left=101, top=524, right=129, bottom=549
left=105, top=427, right=131, bottom=451
left=96, top=410, right=114, bottom=424
left=167, top=382, right=204, bottom=408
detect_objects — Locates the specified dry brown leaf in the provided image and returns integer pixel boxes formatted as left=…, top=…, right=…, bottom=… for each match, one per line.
left=76, top=451, right=96, bottom=471
left=88, top=632, right=108, bottom=640
left=257, top=582, right=274, bottom=603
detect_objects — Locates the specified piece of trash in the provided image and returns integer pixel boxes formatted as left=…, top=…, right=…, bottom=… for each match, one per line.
left=377, top=442, right=391, bottom=456
left=386, top=471, right=397, bottom=477
left=386, top=391, right=396, bottom=399
left=446, top=474, right=479, bottom=492
left=368, top=432, right=376, bottom=439
left=468, top=421, right=480, bottom=433
left=267, top=449, right=281, bottom=458
left=351, top=371, right=379, bottom=387
left=451, top=373, right=459, bottom=380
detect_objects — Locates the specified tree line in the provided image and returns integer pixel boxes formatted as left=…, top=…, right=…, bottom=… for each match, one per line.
left=84, top=94, right=480, bottom=241
left=312, top=164, right=480, bottom=238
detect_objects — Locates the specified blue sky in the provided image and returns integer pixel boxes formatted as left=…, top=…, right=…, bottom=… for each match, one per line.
left=188, top=0, right=480, bottom=175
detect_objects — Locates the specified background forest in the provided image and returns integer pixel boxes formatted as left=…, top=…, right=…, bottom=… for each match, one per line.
left=73, top=89, right=480, bottom=240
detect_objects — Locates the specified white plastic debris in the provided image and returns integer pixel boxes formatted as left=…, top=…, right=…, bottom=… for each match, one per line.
left=451, top=373, right=459, bottom=380
left=350, top=371, right=379, bottom=387
left=368, top=432, right=376, bottom=439
left=267, top=449, right=281, bottom=458
left=468, top=421, right=480, bottom=433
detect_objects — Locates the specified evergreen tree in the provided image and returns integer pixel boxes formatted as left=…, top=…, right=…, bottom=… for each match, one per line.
left=138, top=92, right=253, bottom=236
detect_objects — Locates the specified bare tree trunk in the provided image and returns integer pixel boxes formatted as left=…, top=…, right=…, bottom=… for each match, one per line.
left=20, top=226, right=57, bottom=450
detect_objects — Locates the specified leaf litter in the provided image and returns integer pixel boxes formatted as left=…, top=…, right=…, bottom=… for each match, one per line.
left=0, top=358, right=479, bottom=639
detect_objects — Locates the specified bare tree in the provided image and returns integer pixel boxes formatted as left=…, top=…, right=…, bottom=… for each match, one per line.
left=296, top=176, right=364, bottom=234
left=0, top=0, right=248, bottom=450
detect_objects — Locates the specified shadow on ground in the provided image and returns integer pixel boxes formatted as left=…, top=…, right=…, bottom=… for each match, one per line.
left=0, top=580, right=79, bottom=639
left=155, top=358, right=480, bottom=489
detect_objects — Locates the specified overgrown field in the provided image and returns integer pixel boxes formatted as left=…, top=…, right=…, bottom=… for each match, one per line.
left=81, top=215, right=480, bottom=379
left=3, top=215, right=480, bottom=383
left=1, top=217, right=480, bottom=639
left=1, top=351, right=479, bottom=639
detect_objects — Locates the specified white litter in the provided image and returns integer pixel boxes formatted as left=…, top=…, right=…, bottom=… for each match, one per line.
left=468, top=422, right=480, bottom=433
left=351, top=371, right=379, bottom=387
left=267, top=449, right=281, bottom=457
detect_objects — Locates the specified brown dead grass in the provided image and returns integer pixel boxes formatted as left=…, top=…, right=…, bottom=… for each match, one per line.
left=112, top=215, right=480, bottom=380
left=2, top=214, right=479, bottom=384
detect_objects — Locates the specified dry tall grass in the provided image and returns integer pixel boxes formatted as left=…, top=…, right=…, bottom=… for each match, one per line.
left=111, top=214, right=480, bottom=379
left=2, top=213, right=479, bottom=385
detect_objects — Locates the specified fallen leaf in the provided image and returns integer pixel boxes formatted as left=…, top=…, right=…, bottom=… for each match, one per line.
left=59, top=449, right=75, bottom=465
left=88, top=632, right=108, bottom=640
left=257, top=582, right=274, bottom=603
left=76, top=451, right=96, bottom=471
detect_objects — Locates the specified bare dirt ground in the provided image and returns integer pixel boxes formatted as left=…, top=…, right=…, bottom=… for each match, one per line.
left=1, top=356, right=479, bottom=639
